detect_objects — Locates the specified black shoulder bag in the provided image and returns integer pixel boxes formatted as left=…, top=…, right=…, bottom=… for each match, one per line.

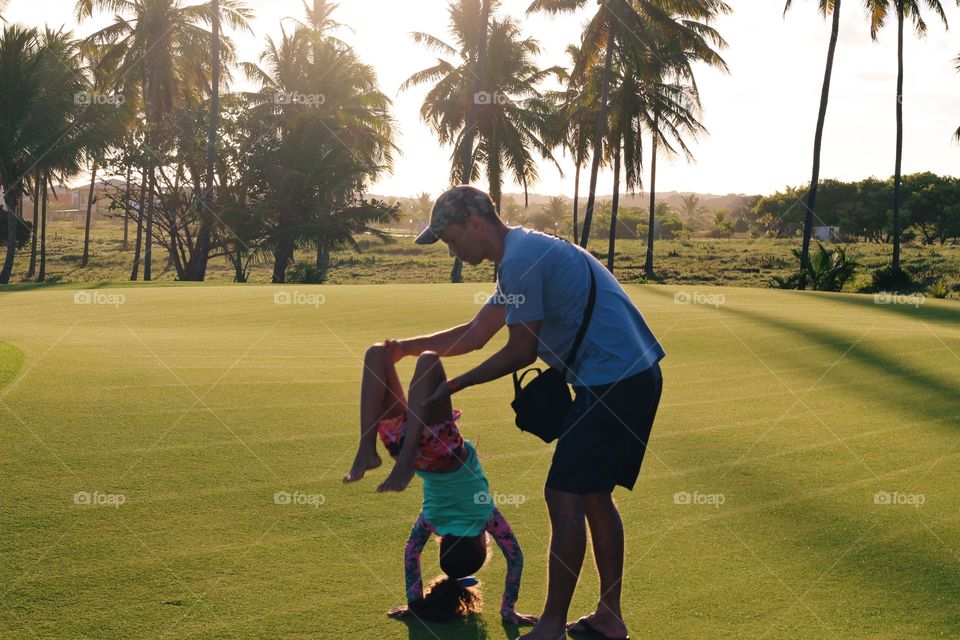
left=510, top=255, right=597, bottom=443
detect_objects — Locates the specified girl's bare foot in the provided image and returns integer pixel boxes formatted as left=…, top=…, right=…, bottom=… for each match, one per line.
left=343, top=447, right=382, bottom=483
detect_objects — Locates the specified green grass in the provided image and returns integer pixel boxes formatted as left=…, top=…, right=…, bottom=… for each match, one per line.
left=1, top=283, right=959, bottom=639
left=6, top=218, right=960, bottom=295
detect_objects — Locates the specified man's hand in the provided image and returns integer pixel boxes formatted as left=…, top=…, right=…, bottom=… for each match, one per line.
left=420, top=379, right=454, bottom=412
left=502, top=612, right=538, bottom=625
left=377, top=463, right=415, bottom=493
left=383, top=339, right=405, bottom=363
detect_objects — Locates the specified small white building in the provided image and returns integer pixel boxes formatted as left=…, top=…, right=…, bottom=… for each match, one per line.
left=813, top=226, right=840, bottom=241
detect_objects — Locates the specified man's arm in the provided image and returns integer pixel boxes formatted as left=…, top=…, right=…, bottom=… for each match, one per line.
left=418, top=320, right=541, bottom=412
left=451, top=320, right=540, bottom=391
left=390, top=303, right=506, bottom=359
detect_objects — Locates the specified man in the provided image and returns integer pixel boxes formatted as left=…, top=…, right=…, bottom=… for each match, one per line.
left=377, top=185, right=665, bottom=640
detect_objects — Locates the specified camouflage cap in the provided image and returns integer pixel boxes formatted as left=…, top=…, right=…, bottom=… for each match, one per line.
left=415, top=185, right=498, bottom=245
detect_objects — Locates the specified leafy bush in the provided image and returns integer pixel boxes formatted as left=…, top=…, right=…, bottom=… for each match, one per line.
left=929, top=279, right=951, bottom=299
left=770, top=243, right=859, bottom=292
left=870, top=265, right=919, bottom=294
left=286, top=261, right=327, bottom=284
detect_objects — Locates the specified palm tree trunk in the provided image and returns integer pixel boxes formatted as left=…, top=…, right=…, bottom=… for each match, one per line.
left=130, top=167, right=146, bottom=280
left=316, top=240, right=330, bottom=272
left=0, top=183, right=18, bottom=285
left=572, top=160, right=581, bottom=245
left=27, top=178, right=40, bottom=278
left=580, top=14, right=616, bottom=249
left=272, top=240, right=293, bottom=284
left=607, top=137, right=622, bottom=272
left=122, top=163, right=131, bottom=251
left=892, top=0, right=904, bottom=271
left=81, top=160, right=98, bottom=267
left=38, top=174, right=48, bottom=282
left=645, top=125, right=658, bottom=278
left=189, top=0, right=220, bottom=281
left=450, top=0, right=491, bottom=284
left=144, top=167, right=155, bottom=281
left=799, top=0, right=841, bottom=289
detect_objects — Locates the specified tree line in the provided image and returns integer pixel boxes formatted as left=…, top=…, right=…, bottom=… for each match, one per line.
left=1, top=0, right=957, bottom=286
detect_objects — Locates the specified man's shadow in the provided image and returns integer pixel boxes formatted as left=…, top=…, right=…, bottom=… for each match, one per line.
left=398, top=616, right=534, bottom=640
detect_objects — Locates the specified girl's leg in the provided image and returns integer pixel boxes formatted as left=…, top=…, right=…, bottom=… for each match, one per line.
left=344, top=344, right=407, bottom=482
left=405, top=352, right=453, bottom=428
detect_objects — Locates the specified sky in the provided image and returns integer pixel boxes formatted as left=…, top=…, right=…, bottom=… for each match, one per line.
left=3, top=0, right=959, bottom=200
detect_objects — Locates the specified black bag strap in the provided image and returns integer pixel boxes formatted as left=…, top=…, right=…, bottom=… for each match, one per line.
left=511, top=252, right=598, bottom=391
left=561, top=252, right=597, bottom=374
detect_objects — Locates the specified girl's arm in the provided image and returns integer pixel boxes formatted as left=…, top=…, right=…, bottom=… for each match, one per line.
left=404, top=513, right=436, bottom=603
left=485, top=507, right=526, bottom=618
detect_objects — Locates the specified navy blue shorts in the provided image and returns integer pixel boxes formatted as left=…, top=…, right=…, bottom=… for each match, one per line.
left=545, top=363, right=663, bottom=494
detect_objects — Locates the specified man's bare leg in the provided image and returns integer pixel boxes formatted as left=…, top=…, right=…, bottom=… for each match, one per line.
left=566, top=492, right=629, bottom=638
left=520, top=487, right=586, bottom=640
left=343, top=344, right=407, bottom=482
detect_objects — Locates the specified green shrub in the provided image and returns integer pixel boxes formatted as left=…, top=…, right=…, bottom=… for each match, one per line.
left=287, top=261, right=327, bottom=284
left=770, top=243, right=859, bottom=292
left=870, top=265, right=919, bottom=294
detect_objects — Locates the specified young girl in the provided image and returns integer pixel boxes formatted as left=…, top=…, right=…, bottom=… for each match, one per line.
left=344, top=344, right=537, bottom=624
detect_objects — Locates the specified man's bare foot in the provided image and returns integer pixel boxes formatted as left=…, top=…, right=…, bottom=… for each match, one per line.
left=343, top=448, right=382, bottom=483
left=566, top=613, right=629, bottom=639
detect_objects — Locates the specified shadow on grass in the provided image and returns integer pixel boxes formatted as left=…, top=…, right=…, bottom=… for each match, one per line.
left=396, top=615, right=535, bottom=640
left=730, top=452, right=960, bottom=634
left=642, top=289, right=960, bottom=632
left=399, top=615, right=533, bottom=640
left=807, top=290, right=960, bottom=328
left=645, top=287, right=960, bottom=422
left=0, top=280, right=115, bottom=293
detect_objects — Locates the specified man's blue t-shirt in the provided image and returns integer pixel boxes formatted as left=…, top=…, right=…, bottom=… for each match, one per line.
left=489, top=227, right=665, bottom=387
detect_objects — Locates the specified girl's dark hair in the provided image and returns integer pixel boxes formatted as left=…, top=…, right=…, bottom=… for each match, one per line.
left=407, top=533, right=488, bottom=621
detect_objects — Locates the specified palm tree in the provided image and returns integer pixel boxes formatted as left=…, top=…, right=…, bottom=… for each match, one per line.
left=785, top=0, right=842, bottom=287
left=680, top=193, right=707, bottom=219
left=76, top=0, right=252, bottom=280
left=535, top=195, right=568, bottom=235
left=955, top=53, right=960, bottom=142
left=549, top=44, right=601, bottom=245
left=528, top=0, right=726, bottom=251
left=242, top=9, right=397, bottom=281
left=0, top=26, right=117, bottom=284
left=402, top=0, right=561, bottom=234
left=865, top=0, right=955, bottom=271
left=187, top=0, right=223, bottom=281
left=637, top=8, right=728, bottom=277
left=0, top=25, right=45, bottom=284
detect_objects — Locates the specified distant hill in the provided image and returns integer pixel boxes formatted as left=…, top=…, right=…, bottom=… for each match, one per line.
left=369, top=190, right=761, bottom=222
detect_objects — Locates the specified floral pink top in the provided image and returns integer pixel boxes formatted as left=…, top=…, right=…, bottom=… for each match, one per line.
left=377, top=409, right=465, bottom=472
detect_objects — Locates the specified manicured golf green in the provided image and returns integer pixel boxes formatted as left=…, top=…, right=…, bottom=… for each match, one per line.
left=1, top=283, right=959, bottom=639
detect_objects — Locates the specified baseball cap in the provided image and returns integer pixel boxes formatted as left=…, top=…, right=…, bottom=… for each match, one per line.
left=414, top=185, right=497, bottom=245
